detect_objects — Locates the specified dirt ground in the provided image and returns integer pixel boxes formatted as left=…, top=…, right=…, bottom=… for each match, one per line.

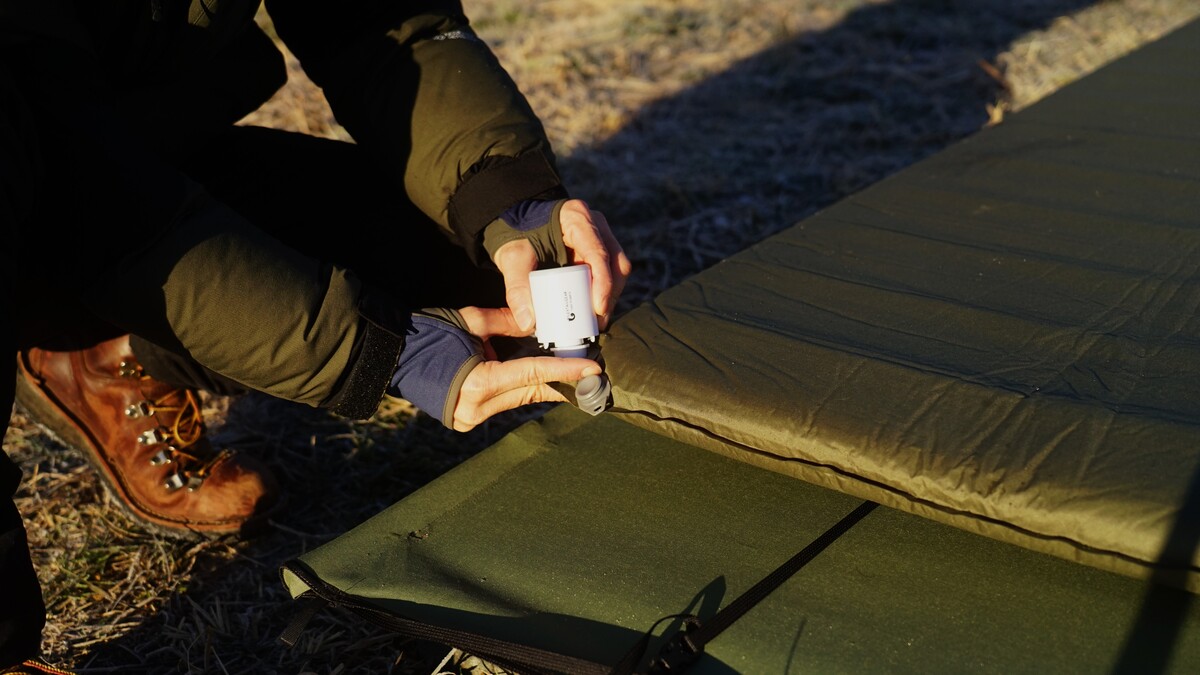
left=6, top=1, right=1200, bottom=673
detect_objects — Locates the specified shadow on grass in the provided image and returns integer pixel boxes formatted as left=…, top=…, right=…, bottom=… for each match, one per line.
left=568, top=0, right=1108, bottom=312
left=38, top=0, right=1190, bottom=672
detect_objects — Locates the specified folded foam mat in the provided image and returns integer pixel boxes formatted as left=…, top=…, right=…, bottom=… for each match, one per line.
left=600, top=16, right=1200, bottom=591
left=281, top=407, right=1200, bottom=672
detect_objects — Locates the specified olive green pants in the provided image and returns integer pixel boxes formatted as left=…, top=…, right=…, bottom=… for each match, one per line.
left=2, top=123, right=506, bottom=664
left=131, top=124, right=506, bottom=393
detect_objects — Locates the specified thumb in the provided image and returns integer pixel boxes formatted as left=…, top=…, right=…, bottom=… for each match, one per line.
left=493, top=240, right=538, bottom=333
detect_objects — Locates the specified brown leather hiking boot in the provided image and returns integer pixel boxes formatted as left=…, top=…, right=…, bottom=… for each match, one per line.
left=14, top=335, right=280, bottom=538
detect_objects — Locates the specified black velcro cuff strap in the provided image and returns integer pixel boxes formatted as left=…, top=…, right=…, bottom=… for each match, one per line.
left=327, top=318, right=405, bottom=420
left=448, top=151, right=568, bottom=265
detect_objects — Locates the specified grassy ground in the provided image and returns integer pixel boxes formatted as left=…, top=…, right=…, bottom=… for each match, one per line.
left=6, top=1, right=1200, bottom=673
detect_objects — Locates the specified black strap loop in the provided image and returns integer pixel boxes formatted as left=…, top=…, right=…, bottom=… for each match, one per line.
left=277, top=593, right=327, bottom=648
left=646, top=616, right=704, bottom=673
left=615, top=500, right=878, bottom=674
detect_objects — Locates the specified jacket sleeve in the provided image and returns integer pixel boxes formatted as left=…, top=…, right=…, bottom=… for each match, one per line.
left=1, top=5, right=402, bottom=419
left=263, top=0, right=569, bottom=265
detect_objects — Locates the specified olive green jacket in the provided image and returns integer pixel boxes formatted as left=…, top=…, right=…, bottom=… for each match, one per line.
left=0, top=0, right=565, bottom=418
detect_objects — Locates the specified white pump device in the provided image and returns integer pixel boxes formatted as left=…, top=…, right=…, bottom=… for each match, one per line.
left=528, top=264, right=611, bottom=415
left=528, top=264, right=599, bottom=358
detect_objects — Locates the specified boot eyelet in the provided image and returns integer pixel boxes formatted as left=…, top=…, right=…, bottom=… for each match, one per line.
left=164, top=471, right=186, bottom=491
left=138, top=428, right=167, bottom=445
left=125, top=401, right=153, bottom=418
left=118, top=360, right=143, bottom=378
left=149, top=449, right=173, bottom=466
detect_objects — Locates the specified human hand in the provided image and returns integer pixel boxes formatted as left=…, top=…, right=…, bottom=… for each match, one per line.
left=490, top=198, right=633, bottom=333
left=387, top=307, right=600, bottom=432
left=451, top=306, right=601, bottom=432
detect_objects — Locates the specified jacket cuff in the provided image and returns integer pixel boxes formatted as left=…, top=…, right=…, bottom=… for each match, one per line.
left=447, top=150, right=568, bottom=266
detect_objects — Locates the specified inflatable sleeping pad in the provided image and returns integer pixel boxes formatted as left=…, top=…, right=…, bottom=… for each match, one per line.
left=280, top=16, right=1200, bottom=673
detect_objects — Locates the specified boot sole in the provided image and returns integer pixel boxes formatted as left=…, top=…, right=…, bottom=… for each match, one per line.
left=13, top=354, right=278, bottom=541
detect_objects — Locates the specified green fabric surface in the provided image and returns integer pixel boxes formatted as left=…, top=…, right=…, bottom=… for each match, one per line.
left=283, top=16, right=1200, bottom=670
left=286, top=406, right=1200, bottom=672
left=601, top=16, right=1200, bottom=589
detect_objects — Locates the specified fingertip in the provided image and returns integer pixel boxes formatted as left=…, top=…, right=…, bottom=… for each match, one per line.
left=516, top=306, right=534, bottom=332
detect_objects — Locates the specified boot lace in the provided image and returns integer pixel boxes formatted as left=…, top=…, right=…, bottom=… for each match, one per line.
left=120, top=360, right=230, bottom=491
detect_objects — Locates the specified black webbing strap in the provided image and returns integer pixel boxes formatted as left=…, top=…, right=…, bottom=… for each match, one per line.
left=278, top=593, right=326, bottom=648
left=345, top=601, right=613, bottom=675
left=280, top=560, right=612, bottom=675
left=281, top=499, right=877, bottom=675
left=615, top=500, right=880, bottom=673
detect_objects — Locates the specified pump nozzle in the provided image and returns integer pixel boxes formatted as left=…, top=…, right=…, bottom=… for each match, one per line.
left=574, top=373, right=612, bottom=416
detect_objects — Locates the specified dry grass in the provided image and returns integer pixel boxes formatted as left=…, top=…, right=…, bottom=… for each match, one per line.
left=6, top=1, right=1200, bottom=673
